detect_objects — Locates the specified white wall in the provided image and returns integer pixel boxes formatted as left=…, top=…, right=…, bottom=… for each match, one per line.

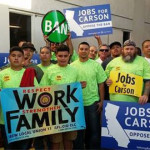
left=131, top=0, right=145, bottom=47
left=0, top=5, right=10, bottom=52
left=31, top=15, right=45, bottom=52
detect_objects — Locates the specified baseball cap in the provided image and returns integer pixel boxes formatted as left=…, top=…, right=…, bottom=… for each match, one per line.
left=10, top=46, right=24, bottom=54
left=123, top=40, right=136, bottom=47
left=21, top=42, right=36, bottom=51
left=109, top=41, right=121, bottom=49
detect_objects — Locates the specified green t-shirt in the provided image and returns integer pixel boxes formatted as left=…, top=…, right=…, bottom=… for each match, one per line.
left=51, top=50, right=78, bottom=63
left=51, top=51, right=57, bottom=60
left=41, top=64, right=78, bottom=86
left=0, top=68, right=38, bottom=124
left=38, top=64, right=52, bottom=73
left=71, top=59, right=107, bottom=106
left=105, top=56, right=150, bottom=102
left=70, top=50, right=78, bottom=62
left=0, top=63, right=44, bottom=83
left=38, top=64, right=53, bottom=86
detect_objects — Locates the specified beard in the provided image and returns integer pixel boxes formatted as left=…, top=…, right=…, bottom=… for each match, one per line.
left=122, top=52, right=137, bottom=62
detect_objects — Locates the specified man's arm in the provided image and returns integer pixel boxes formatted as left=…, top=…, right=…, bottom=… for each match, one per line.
left=66, top=32, right=73, bottom=56
left=43, top=35, right=50, bottom=47
left=139, top=80, right=150, bottom=105
left=94, top=34, right=102, bottom=47
left=106, top=78, right=113, bottom=86
left=98, top=82, right=105, bottom=112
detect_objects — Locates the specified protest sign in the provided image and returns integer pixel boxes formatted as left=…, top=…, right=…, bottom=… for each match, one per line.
left=41, top=10, right=69, bottom=43
left=109, top=71, right=143, bottom=97
left=101, top=100, right=150, bottom=149
left=1, top=82, right=85, bottom=143
left=0, top=53, right=40, bottom=67
left=64, top=4, right=112, bottom=38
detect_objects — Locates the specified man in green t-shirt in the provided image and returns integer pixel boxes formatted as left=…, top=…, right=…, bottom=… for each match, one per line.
left=0, top=46, right=38, bottom=149
left=105, top=40, right=150, bottom=104
left=38, top=46, right=52, bottom=72
left=71, top=42, right=107, bottom=149
left=41, top=44, right=78, bottom=150
left=21, top=42, right=44, bottom=83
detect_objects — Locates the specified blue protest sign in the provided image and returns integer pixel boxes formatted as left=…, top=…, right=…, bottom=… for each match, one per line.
left=63, top=4, right=112, bottom=38
left=31, top=54, right=41, bottom=64
left=0, top=53, right=9, bottom=67
left=0, top=53, right=40, bottom=68
left=1, top=82, right=85, bottom=143
left=101, top=100, right=150, bottom=149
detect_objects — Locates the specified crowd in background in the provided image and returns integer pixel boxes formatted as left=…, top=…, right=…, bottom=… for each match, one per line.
left=0, top=33, right=150, bottom=150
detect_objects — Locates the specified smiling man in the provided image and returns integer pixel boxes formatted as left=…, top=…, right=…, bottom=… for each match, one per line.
left=88, top=45, right=98, bottom=60
left=71, top=41, right=107, bottom=149
left=21, top=42, right=44, bottom=83
left=96, top=44, right=110, bottom=64
left=142, top=40, right=150, bottom=64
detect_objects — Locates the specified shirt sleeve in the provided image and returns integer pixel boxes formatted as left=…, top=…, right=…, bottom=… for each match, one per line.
left=96, top=63, right=107, bottom=84
left=105, top=61, right=113, bottom=78
left=143, top=59, right=150, bottom=80
left=0, top=73, right=3, bottom=89
left=34, top=77, right=39, bottom=87
left=39, top=70, right=51, bottom=86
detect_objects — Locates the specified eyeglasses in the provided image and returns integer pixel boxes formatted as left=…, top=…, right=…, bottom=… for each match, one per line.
left=99, top=49, right=109, bottom=52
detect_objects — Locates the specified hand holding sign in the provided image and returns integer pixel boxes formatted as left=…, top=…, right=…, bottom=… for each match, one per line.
left=106, top=78, right=113, bottom=86
left=109, top=71, right=143, bottom=97
left=138, top=95, right=148, bottom=105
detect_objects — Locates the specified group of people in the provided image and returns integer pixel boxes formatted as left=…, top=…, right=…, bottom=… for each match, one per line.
left=0, top=34, right=150, bottom=150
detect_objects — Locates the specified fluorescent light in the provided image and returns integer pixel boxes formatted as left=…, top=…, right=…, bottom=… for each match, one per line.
left=10, top=25, right=21, bottom=29
left=0, top=0, right=31, bottom=9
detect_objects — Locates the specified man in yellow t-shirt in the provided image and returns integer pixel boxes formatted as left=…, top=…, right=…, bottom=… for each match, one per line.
left=41, top=44, right=78, bottom=150
left=106, top=40, right=150, bottom=104
left=0, top=46, right=38, bottom=149
left=71, top=42, right=107, bottom=149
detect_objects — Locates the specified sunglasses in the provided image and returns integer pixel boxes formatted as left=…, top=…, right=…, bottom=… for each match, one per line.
left=50, top=43, right=59, bottom=46
left=99, top=49, right=109, bottom=52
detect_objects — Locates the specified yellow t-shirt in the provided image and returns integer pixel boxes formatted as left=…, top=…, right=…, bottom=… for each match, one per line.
left=105, top=56, right=150, bottom=102
left=0, top=68, right=38, bottom=124
left=71, top=59, right=107, bottom=106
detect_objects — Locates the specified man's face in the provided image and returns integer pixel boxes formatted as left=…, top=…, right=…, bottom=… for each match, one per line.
left=111, top=45, right=122, bottom=58
left=78, top=44, right=89, bottom=59
left=122, top=46, right=136, bottom=62
left=40, top=48, right=51, bottom=62
left=98, top=46, right=110, bottom=59
left=88, top=46, right=97, bottom=59
left=9, top=51, right=24, bottom=68
left=56, top=51, right=70, bottom=67
left=142, top=41, right=150, bottom=58
left=23, top=48, right=34, bottom=60
left=50, top=43, right=59, bottom=52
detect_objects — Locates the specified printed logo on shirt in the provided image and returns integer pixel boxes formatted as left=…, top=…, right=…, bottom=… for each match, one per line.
left=115, top=67, right=120, bottom=71
left=3, top=75, right=10, bottom=81
left=56, top=75, right=62, bottom=81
